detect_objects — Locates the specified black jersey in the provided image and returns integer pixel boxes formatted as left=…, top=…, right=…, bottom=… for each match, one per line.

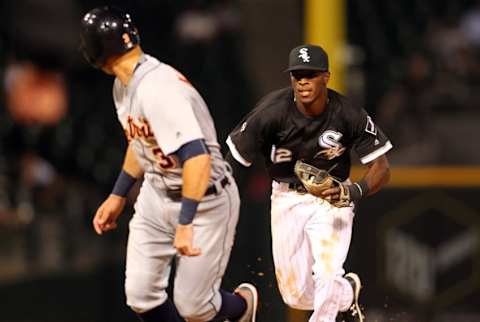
left=227, top=87, right=392, bottom=182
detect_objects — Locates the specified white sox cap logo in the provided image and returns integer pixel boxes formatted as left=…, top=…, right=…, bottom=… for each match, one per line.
left=298, top=48, right=310, bottom=63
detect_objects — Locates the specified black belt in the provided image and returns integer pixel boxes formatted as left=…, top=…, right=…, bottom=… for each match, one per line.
left=166, top=176, right=230, bottom=201
left=288, top=182, right=307, bottom=193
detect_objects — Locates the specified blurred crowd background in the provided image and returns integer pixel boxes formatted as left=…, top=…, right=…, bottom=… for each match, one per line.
left=0, top=0, right=478, bottom=322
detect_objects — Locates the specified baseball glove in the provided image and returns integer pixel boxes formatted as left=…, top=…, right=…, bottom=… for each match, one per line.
left=293, top=160, right=351, bottom=207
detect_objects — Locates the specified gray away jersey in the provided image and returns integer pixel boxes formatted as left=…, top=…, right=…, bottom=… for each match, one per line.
left=113, top=54, right=225, bottom=190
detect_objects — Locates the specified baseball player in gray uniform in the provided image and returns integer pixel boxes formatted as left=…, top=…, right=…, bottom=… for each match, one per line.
left=80, top=6, right=257, bottom=322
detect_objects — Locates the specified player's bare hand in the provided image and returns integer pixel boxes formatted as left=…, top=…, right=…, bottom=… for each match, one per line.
left=174, top=224, right=201, bottom=257
left=321, top=186, right=341, bottom=201
left=93, top=194, right=126, bottom=235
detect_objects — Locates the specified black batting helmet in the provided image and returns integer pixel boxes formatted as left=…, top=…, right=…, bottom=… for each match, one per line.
left=80, top=6, right=140, bottom=68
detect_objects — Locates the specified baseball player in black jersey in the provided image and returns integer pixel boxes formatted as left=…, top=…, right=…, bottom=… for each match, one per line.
left=226, top=45, right=392, bottom=322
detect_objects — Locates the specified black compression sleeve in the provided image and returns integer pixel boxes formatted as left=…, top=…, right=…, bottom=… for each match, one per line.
left=347, top=178, right=370, bottom=201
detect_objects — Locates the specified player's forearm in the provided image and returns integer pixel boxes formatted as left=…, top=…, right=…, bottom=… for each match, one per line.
left=110, top=145, right=143, bottom=198
left=123, top=144, right=144, bottom=178
left=363, top=155, right=390, bottom=196
left=182, top=154, right=211, bottom=200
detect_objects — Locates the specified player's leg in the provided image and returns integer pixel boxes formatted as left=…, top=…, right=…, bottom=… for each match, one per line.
left=124, top=181, right=181, bottom=322
left=173, top=180, right=257, bottom=322
left=337, top=272, right=364, bottom=322
left=270, top=182, right=317, bottom=310
left=305, top=203, right=357, bottom=322
left=206, top=282, right=257, bottom=322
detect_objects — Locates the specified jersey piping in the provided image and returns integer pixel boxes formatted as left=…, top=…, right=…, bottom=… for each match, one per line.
left=359, top=140, right=393, bottom=164
left=226, top=136, right=252, bottom=167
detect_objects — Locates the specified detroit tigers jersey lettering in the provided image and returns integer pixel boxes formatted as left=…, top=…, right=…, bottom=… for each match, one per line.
left=227, top=87, right=392, bottom=181
left=113, top=54, right=242, bottom=319
left=113, top=54, right=225, bottom=189
left=83, top=5, right=255, bottom=320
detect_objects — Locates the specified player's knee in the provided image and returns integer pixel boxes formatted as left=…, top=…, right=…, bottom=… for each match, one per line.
left=174, top=295, right=215, bottom=321
left=125, top=271, right=167, bottom=313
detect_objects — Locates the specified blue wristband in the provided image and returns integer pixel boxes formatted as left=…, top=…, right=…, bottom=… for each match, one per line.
left=111, top=170, right=137, bottom=197
left=179, top=197, right=200, bottom=225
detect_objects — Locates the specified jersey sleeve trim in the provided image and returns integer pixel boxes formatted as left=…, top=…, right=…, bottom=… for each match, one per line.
left=360, top=141, right=393, bottom=164
left=175, top=139, right=210, bottom=164
left=226, top=136, right=252, bottom=167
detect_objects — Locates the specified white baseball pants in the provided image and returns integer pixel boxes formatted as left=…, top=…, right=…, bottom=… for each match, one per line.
left=271, top=181, right=355, bottom=322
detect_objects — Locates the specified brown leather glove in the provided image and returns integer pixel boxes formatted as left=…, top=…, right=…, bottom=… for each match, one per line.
left=294, top=160, right=351, bottom=207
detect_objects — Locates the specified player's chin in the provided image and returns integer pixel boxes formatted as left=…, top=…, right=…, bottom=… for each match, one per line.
left=297, top=96, right=315, bottom=104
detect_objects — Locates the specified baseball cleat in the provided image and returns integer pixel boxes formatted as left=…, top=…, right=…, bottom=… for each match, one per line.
left=234, top=283, right=258, bottom=322
left=338, top=272, right=365, bottom=322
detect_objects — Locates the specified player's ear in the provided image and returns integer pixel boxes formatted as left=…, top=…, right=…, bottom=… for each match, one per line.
left=322, top=72, right=330, bottom=84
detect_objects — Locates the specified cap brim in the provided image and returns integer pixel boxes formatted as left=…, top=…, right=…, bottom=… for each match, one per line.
left=284, top=66, right=328, bottom=73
